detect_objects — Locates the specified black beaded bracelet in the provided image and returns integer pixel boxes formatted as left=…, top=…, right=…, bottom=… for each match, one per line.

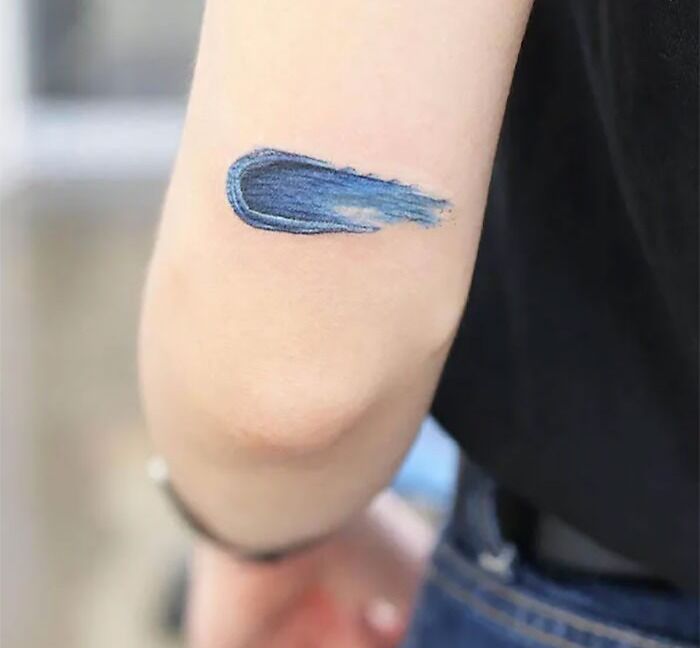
left=147, top=456, right=323, bottom=563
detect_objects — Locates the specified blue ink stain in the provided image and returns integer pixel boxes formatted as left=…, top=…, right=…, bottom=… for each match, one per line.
left=226, top=148, right=450, bottom=234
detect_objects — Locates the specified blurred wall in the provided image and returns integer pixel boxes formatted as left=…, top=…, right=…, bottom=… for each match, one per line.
left=0, top=0, right=28, bottom=191
left=1, top=2, right=200, bottom=646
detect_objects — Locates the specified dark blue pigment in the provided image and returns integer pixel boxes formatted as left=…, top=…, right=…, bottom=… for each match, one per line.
left=226, top=148, right=450, bottom=234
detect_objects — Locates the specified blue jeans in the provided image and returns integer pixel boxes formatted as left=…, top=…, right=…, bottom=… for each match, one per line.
left=403, top=460, right=699, bottom=648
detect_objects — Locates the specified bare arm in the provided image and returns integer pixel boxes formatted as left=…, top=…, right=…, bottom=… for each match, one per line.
left=140, top=0, right=532, bottom=553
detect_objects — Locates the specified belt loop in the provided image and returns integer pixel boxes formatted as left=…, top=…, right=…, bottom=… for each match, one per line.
left=452, top=454, right=517, bottom=580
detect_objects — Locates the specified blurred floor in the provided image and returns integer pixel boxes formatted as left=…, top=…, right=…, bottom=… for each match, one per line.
left=2, top=179, right=187, bottom=648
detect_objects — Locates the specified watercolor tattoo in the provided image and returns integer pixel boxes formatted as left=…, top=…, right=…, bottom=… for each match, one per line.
left=226, top=148, right=450, bottom=235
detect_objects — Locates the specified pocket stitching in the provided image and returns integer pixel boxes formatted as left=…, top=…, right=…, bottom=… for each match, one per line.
left=427, top=568, right=597, bottom=648
left=433, top=543, right=694, bottom=648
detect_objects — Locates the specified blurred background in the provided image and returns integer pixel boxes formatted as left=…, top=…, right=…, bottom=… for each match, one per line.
left=0, top=2, right=457, bottom=646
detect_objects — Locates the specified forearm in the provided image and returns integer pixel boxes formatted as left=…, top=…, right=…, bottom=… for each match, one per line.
left=140, top=0, right=532, bottom=551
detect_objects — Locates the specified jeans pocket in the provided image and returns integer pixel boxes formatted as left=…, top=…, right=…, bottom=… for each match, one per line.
left=403, top=537, right=697, bottom=648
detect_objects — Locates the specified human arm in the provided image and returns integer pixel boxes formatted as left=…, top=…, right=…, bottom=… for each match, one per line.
left=187, top=491, right=434, bottom=648
left=139, top=0, right=533, bottom=552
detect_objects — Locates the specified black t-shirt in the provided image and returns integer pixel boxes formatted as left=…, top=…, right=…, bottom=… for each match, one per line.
left=433, top=0, right=698, bottom=592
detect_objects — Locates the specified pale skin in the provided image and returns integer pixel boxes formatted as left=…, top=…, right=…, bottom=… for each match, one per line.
left=139, top=1, right=533, bottom=645
left=187, top=492, right=435, bottom=647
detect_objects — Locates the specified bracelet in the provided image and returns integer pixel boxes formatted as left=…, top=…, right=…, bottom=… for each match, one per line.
left=146, top=455, right=322, bottom=563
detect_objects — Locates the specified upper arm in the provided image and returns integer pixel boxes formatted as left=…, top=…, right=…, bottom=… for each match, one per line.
left=143, top=0, right=531, bottom=441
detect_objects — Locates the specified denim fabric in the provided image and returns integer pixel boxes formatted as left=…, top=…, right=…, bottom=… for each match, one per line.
left=403, top=461, right=699, bottom=648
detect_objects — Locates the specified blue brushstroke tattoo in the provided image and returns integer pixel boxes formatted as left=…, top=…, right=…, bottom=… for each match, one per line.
left=226, top=148, right=450, bottom=234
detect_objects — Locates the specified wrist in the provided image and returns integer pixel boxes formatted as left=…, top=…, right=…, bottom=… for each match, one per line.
left=148, top=455, right=332, bottom=563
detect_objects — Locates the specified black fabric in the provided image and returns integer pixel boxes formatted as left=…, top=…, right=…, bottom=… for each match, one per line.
left=432, top=0, right=698, bottom=593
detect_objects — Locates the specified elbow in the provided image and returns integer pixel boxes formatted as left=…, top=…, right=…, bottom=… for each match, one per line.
left=139, top=266, right=373, bottom=457
left=196, top=367, right=373, bottom=455
left=139, top=238, right=454, bottom=459
left=142, top=357, right=373, bottom=459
